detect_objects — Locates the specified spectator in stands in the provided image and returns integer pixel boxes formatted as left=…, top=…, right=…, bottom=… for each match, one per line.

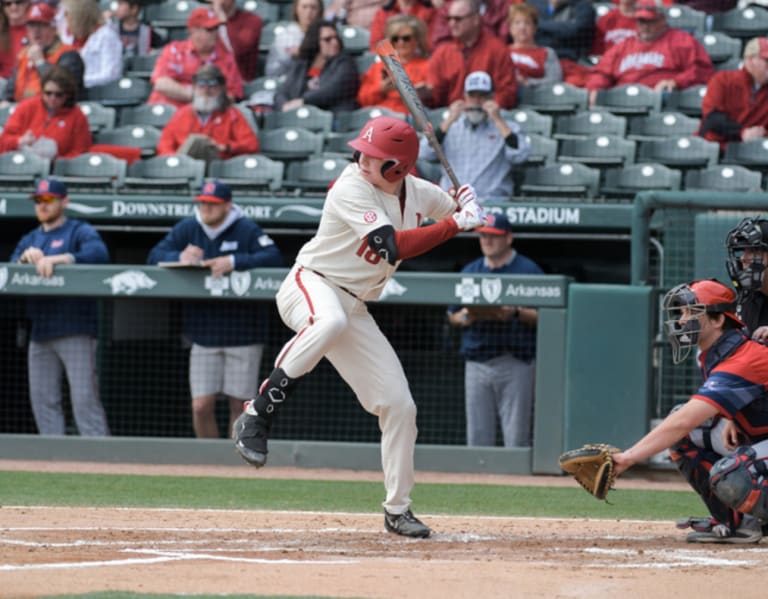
left=507, top=3, right=562, bottom=88
left=157, top=64, right=259, bottom=161
left=368, top=0, right=435, bottom=52
left=591, top=0, right=638, bottom=57
left=419, top=71, right=530, bottom=200
left=427, top=0, right=517, bottom=109
left=274, top=19, right=358, bottom=113
left=699, top=36, right=768, bottom=147
left=1, top=2, right=83, bottom=103
left=447, top=212, right=543, bottom=447
left=264, top=0, right=323, bottom=77
left=211, top=0, right=262, bottom=82
left=586, top=0, right=713, bottom=107
left=357, top=15, right=429, bottom=113
left=0, top=65, right=90, bottom=158
left=148, top=6, right=242, bottom=107
left=63, top=0, right=122, bottom=89
left=0, top=0, right=30, bottom=77
left=109, top=0, right=163, bottom=58
left=147, top=180, right=284, bottom=439
left=430, top=0, right=511, bottom=49
left=527, top=0, right=595, bottom=86
left=10, top=178, right=111, bottom=437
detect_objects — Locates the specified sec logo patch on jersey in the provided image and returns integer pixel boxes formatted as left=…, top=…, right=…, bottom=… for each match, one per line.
left=364, top=210, right=378, bottom=223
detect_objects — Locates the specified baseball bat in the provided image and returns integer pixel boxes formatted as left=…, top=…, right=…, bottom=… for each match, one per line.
left=375, top=40, right=462, bottom=196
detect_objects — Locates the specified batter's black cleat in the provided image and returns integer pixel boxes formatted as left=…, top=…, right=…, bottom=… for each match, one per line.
left=384, top=509, right=432, bottom=538
left=233, top=400, right=271, bottom=468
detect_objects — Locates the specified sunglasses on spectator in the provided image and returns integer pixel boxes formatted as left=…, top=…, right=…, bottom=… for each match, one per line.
left=320, top=35, right=338, bottom=43
left=3, top=0, right=28, bottom=6
left=194, top=79, right=222, bottom=87
left=33, top=195, right=59, bottom=204
left=42, top=89, right=65, bottom=98
left=447, top=13, right=474, bottom=22
left=390, top=34, right=413, bottom=43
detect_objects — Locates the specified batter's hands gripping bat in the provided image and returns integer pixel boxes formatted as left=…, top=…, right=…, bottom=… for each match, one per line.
left=375, top=40, right=461, bottom=197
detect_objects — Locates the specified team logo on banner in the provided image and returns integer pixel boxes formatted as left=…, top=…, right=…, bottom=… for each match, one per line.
left=103, top=270, right=158, bottom=295
left=0, top=266, right=7, bottom=291
left=481, top=278, right=502, bottom=303
left=230, top=271, right=251, bottom=297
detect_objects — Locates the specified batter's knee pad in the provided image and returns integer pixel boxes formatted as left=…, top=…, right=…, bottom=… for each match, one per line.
left=710, top=446, right=768, bottom=521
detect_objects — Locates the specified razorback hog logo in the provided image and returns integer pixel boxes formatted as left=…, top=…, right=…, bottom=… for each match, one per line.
left=103, top=270, right=158, bottom=295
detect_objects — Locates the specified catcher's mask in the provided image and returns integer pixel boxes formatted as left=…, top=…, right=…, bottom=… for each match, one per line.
left=725, top=217, right=768, bottom=293
left=348, top=116, right=418, bottom=182
left=663, top=279, right=743, bottom=364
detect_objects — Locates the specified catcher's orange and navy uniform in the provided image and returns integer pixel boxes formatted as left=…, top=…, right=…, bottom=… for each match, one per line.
left=671, top=329, right=768, bottom=529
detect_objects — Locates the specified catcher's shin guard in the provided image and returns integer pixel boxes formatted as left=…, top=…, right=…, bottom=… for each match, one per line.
left=233, top=368, right=299, bottom=468
left=710, top=447, right=768, bottom=521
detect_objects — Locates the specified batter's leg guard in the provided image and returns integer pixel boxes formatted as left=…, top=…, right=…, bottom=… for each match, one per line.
left=670, top=434, right=740, bottom=530
left=233, top=368, right=299, bottom=468
left=710, top=447, right=768, bottom=522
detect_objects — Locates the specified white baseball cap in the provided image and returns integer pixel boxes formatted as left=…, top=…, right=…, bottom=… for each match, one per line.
left=464, top=71, right=493, bottom=94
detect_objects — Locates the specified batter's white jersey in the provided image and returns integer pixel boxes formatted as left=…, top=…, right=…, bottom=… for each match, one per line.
left=295, top=163, right=457, bottom=301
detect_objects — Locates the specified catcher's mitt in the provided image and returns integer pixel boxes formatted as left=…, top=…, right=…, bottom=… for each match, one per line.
left=558, top=443, right=620, bottom=500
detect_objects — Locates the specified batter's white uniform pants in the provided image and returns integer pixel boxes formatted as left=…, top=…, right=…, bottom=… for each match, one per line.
left=275, top=265, right=417, bottom=513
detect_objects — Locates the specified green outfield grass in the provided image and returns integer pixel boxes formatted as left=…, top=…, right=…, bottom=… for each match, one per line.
left=0, top=470, right=702, bottom=520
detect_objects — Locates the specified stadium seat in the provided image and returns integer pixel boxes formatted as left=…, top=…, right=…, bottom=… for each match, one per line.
left=601, top=162, right=682, bottom=199
left=123, top=53, right=160, bottom=79
left=593, top=84, right=663, bottom=116
left=416, top=158, right=442, bottom=184
left=553, top=110, right=626, bottom=140
left=715, top=56, right=742, bottom=71
left=263, top=104, right=334, bottom=134
left=0, top=102, right=16, bottom=127
left=425, top=106, right=450, bottom=130
left=695, top=32, right=743, bottom=68
left=323, top=130, right=357, bottom=157
left=663, top=85, right=707, bottom=117
left=338, top=25, right=370, bottom=55
left=523, top=133, right=558, bottom=166
left=259, top=21, right=293, bottom=52
left=334, top=106, right=406, bottom=132
left=722, top=138, right=768, bottom=171
left=123, top=155, right=206, bottom=193
left=665, top=4, right=707, bottom=35
left=244, top=75, right=286, bottom=97
left=52, top=152, right=127, bottom=192
left=86, top=77, right=151, bottom=107
left=520, top=162, right=601, bottom=199
left=711, top=6, right=768, bottom=40
left=145, top=0, right=208, bottom=37
left=518, top=82, right=588, bottom=115
left=557, top=134, right=636, bottom=168
left=119, top=102, right=177, bottom=128
left=208, top=154, right=284, bottom=192
left=685, top=165, right=763, bottom=192
left=626, top=111, right=701, bottom=142
left=78, top=102, right=117, bottom=134
left=95, top=124, right=162, bottom=158
left=258, top=126, right=323, bottom=159
left=284, top=156, right=349, bottom=192
left=636, top=136, right=719, bottom=169
left=501, top=108, right=554, bottom=137
left=0, top=150, right=49, bottom=187
left=355, top=51, right=378, bottom=74
left=242, top=0, right=281, bottom=22
left=592, top=2, right=613, bottom=19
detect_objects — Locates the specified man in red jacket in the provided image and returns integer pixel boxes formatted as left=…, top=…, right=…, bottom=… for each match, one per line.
left=157, top=64, right=258, bottom=161
left=586, top=0, right=713, bottom=106
left=699, top=37, right=768, bottom=147
left=426, top=0, right=517, bottom=109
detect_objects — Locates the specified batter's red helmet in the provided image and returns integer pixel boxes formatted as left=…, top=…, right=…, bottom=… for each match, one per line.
left=348, top=116, right=418, bottom=182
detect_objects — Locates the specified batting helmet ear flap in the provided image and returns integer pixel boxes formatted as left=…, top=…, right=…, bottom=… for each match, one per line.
left=380, top=160, right=397, bottom=179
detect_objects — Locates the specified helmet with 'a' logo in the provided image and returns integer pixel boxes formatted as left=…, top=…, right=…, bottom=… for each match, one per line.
left=347, top=116, right=418, bottom=182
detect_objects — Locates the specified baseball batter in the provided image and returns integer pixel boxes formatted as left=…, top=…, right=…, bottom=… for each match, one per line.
left=233, top=116, right=485, bottom=538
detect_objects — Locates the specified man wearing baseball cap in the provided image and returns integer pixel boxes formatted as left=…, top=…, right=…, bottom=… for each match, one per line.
left=2, top=2, right=83, bottom=102
left=10, top=178, right=110, bottom=436
left=447, top=212, right=544, bottom=447
left=147, top=6, right=242, bottom=107
left=586, top=0, right=713, bottom=106
left=147, top=180, right=283, bottom=439
left=699, top=37, right=768, bottom=147
left=419, top=71, right=530, bottom=201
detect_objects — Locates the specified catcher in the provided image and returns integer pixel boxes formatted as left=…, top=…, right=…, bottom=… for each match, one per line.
left=565, top=279, right=768, bottom=544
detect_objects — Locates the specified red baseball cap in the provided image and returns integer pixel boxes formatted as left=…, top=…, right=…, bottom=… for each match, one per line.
left=634, top=1, right=665, bottom=20
left=690, top=279, right=744, bottom=326
left=26, top=2, right=55, bottom=25
left=187, top=7, right=221, bottom=29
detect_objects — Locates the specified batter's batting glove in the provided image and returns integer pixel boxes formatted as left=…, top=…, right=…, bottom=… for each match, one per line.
left=451, top=184, right=478, bottom=209
left=452, top=199, right=488, bottom=231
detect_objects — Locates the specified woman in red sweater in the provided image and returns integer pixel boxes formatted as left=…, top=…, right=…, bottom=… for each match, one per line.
left=507, top=3, right=562, bottom=88
left=0, top=66, right=91, bottom=158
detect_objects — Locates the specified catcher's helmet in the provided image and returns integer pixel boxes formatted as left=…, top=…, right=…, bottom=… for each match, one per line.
left=663, top=279, right=743, bottom=364
left=725, top=217, right=768, bottom=293
left=348, top=116, right=418, bottom=182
